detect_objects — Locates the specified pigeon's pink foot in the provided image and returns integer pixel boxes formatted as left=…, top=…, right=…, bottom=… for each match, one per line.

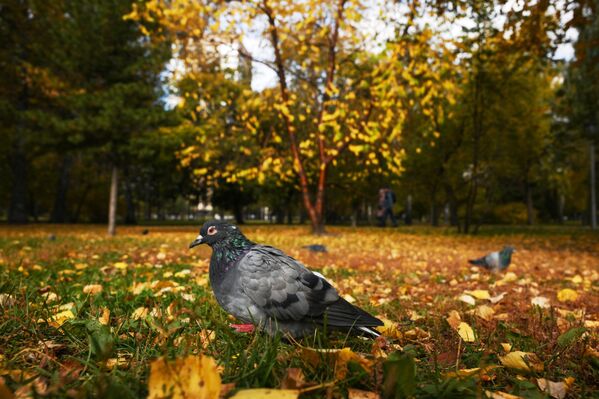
left=230, top=324, right=255, bottom=333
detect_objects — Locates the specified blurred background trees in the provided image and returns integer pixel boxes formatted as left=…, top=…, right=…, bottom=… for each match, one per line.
left=0, top=0, right=597, bottom=233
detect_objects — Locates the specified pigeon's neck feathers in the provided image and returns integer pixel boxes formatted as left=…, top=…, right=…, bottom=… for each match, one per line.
left=209, top=232, right=254, bottom=285
left=499, top=248, right=513, bottom=264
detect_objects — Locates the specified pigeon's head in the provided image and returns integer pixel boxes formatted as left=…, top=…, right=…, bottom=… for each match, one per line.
left=189, top=220, right=243, bottom=248
left=502, top=246, right=516, bottom=254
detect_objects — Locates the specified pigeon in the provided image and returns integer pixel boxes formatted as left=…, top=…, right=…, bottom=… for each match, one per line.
left=302, top=244, right=327, bottom=253
left=468, top=246, right=515, bottom=272
left=189, top=220, right=383, bottom=338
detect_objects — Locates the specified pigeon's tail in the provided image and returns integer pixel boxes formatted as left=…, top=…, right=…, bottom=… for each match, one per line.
left=358, top=326, right=381, bottom=338
left=468, top=258, right=487, bottom=267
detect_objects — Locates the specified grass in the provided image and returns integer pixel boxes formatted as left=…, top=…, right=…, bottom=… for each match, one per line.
left=0, top=224, right=598, bottom=398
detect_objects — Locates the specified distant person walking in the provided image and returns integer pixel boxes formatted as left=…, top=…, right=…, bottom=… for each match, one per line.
left=377, top=187, right=398, bottom=227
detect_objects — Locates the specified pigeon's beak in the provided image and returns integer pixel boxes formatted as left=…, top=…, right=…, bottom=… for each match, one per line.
left=189, top=234, right=204, bottom=249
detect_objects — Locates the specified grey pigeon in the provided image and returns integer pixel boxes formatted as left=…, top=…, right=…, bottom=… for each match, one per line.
left=468, top=246, right=515, bottom=272
left=302, top=244, right=327, bottom=253
left=189, top=220, right=382, bottom=338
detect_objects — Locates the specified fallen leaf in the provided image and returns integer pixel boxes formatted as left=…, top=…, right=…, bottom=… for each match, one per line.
left=458, top=294, right=476, bottom=305
left=280, top=368, right=306, bottom=390
left=114, top=262, right=128, bottom=270
left=537, top=378, right=568, bottom=399
left=485, top=391, right=523, bottom=399
left=83, top=284, right=103, bottom=295
left=457, top=322, right=476, bottom=342
left=99, top=307, right=110, bottom=325
left=446, top=310, right=462, bottom=329
left=229, top=389, right=299, bottom=399
left=41, top=310, right=75, bottom=328
left=465, top=290, right=491, bottom=300
left=444, top=365, right=499, bottom=379
left=557, top=288, right=578, bottom=302
left=132, top=307, right=149, bottom=320
left=302, top=347, right=372, bottom=379
left=376, top=318, right=402, bottom=339
left=474, top=305, right=495, bottom=321
left=499, top=351, right=543, bottom=373
left=488, top=292, right=506, bottom=304
left=148, top=355, right=220, bottom=399
left=501, top=343, right=512, bottom=352
left=348, top=388, right=380, bottom=399
left=0, top=377, right=15, bottom=399
left=531, top=296, right=550, bottom=308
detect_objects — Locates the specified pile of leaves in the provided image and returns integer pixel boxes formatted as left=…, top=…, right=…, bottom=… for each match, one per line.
left=0, top=224, right=597, bottom=398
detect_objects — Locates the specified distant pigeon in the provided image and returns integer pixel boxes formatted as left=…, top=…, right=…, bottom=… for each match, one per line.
left=48, top=234, right=56, bottom=241
left=189, top=220, right=382, bottom=338
left=468, top=246, right=515, bottom=272
left=141, top=229, right=149, bottom=235
left=302, top=244, right=327, bottom=253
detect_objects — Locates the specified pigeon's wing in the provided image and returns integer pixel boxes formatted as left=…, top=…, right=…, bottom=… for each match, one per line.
left=238, top=246, right=339, bottom=322
left=468, top=255, right=489, bottom=267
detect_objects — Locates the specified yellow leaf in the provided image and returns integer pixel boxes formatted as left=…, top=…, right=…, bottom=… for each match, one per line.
left=501, top=343, right=512, bottom=352
left=457, top=322, right=476, bottom=342
left=114, top=262, right=128, bottom=270
left=485, top=391, right=523, bottom=399
left=557, top=289, right=578, bottom=302
left=148, top=355, right=221, bottom=399
left=499, top=351, right=544, bottom=373
left=474, top=305, right=495, bottom=321
left=229, top=389, right=299, bottom=399
left=302, top=347, right=372, bottom=379
left=465, top=290, right=490, bottom=300
left=446, top=310, right=462, bottom=329
left=99, top=307, right=110, bottom=326
left=132, top=307, right=149, bottom=320
left=83, top=284, right=103, bottom=295
left=376, top=318, right=402, bottom=339
left=46, top=310, right=75, bottom=328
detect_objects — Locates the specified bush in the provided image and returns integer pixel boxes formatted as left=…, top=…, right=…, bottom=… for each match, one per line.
left=492, top=202, right=533, bottom=224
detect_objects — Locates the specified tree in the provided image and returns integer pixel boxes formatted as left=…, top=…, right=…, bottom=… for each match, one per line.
left=129, top=0, right=456, bottom=233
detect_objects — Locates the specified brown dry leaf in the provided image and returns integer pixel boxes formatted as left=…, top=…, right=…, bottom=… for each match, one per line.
left=280, top=368, right=307, bottom=390
left=99, top=307, right=110, bottom=325
left=228, top=389, right=299, bottom=398
left=537, top=378, right=568, bottom=399
left=403, top=327, right=430, bottom=340
left=0, top=377, right=15, bottom=399
left=83, top=284, right=103, bottom=295
left=148, top=355, right=221, bottom=399
left=557, top=288, right=578, bottom=302
left=199, top=330, right=216, bottom=350
left=446, top=310, right=462, bottom=329
left=499, top=351, right=544, bottom=373
left=348, top=388, right=380, bottom=399
left=302, top=347, right=372, bottom=379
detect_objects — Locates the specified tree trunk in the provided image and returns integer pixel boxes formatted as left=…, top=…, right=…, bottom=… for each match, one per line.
left=51, top=154, right=73, bottom=223
left=590, top=141, right=597, bottom=230
left=233, top=204, right=244, bottom=224
left=124, top=167, right=137, bottom=225
left=108, top=165, right=118, bottom=236
left=558, top=193, right=565, bottom=224
left=8, top=139, right=29, bottom=223
left=72, top=183, right=90, bottom=223
left=405, top=195, right=413, bottom=225
left=430, top=185, right=439, bottom=226
left=525, top=180, right=535, bottom=225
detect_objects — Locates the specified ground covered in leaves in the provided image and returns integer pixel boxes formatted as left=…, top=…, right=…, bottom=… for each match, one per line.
left=0, top=224, right=598, bottom=399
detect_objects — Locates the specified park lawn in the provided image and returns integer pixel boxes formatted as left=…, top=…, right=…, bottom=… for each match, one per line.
left=0, top=224, right=598, bottom=398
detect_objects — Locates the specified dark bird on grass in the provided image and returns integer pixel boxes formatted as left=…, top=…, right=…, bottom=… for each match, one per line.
left=189, top=220, right=382, bottom=338
left=468, top=246, right=515, bottom=272
left=141, top=229, right=149, bottom=235
left=302, top=244, right=327, bottom=253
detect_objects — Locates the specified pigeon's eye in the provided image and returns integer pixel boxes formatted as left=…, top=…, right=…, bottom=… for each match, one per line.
left=207, top=226, right=217, bottom=236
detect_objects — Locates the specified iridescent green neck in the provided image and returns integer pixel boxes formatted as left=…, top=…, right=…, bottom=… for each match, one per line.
left=212, top=233, right=254, bottom=265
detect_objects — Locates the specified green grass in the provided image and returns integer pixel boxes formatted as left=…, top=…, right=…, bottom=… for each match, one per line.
left=0, top=224, right=598, bottom=398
